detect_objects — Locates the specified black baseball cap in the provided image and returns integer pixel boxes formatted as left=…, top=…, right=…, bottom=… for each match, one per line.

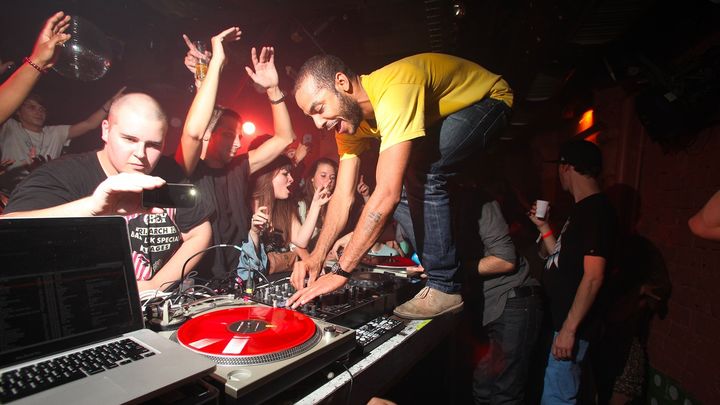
left=546, top=139, right=602, bottom=175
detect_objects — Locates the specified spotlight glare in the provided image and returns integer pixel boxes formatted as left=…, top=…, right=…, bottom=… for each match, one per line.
left=242, top=121, right=256, bottom=136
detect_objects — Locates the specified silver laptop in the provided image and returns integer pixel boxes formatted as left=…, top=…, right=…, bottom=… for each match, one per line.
left=0, top=216, right=216, bottom=404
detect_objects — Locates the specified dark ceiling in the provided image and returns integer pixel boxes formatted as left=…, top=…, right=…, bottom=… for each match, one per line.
left=1, top=0, right=718, bottom=150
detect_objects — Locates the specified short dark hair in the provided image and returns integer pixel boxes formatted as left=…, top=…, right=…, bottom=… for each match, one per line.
left=209, top=106, right=241, bottom=133
left=24, top=93, right=46, bottom=107
left=293, top=54, right=358, bottom=95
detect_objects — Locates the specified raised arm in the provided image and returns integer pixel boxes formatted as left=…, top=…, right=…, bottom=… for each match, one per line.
left=246, top=47, right=295, bottom=174
left=289, top=142, right=410, bottom=307
left=0, top=11, right=70, bottom=123
left=529, top=201, right=556, bottom=255
left=68, top=86, right=126, bottom=138
left=175, top=28, right=241, bottom=176
left=290, top=156, right=359, bottom=289
left=290, top=185, right=331, bottom=247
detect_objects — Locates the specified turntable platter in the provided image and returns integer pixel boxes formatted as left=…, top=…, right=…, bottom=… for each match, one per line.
left=176, top=307, right=320, bottom=365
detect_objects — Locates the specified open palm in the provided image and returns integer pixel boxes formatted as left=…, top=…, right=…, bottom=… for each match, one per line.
left=245, top=47, right=278, bottom=90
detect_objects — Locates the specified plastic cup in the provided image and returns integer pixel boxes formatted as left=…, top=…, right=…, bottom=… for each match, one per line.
left=535, top=200, right=549, bottom=220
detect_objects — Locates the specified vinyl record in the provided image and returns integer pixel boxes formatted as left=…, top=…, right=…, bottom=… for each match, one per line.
left=372, top=256, right=417, bottom=269
left=176, top=306, right=320, bottom=365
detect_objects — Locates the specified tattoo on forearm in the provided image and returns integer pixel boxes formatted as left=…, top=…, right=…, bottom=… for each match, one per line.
left=368, top=212, right=382, bottom=223
left=363, top=211, right=382, bottom=234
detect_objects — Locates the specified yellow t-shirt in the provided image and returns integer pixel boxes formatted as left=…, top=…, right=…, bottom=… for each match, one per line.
left=336, top=53, right=513, bottom=159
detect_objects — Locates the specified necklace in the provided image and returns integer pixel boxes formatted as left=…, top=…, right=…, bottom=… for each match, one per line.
left=20, top=126, right=46, bottom=159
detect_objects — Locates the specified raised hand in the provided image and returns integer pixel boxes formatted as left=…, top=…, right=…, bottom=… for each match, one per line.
left=312, top=185, right=332, bottom=207
left=209, top=27, right=241, bottom=67
left=30, top=11, right=71, bottom=70
left=182, top=34, right=210, bottom=74
left=356, top=175, right=370, bottom=202
left=182, top=27, right=241, bottom=86
left=294, top=142, right=309, bottom=164
left=528, top=200, right=550, bottom=227
left=250, top=206, right=270, bottom=235
left=245, top=47, right=278, bottom=91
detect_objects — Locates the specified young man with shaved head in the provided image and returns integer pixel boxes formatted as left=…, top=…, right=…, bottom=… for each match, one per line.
left=2, top=93, right=212, bottom=292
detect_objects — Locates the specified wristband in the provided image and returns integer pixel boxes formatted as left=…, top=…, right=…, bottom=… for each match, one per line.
left=24, top=57, right=47, bottom=74
left=541, top=230, right=553, bottom=239
left=269, top=92, right=286, bottom=105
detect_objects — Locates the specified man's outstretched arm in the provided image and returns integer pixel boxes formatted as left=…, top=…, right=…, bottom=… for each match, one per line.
left=1, top=172, right=166, bottom=218
left=288, top=141, right=410, bottom=307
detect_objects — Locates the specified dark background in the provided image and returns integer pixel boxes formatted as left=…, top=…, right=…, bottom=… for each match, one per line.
left=1, top=0, right=718, bottom=155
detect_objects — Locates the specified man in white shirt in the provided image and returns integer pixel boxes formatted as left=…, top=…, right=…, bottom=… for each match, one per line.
left=0, top=88, right=124, bottom=193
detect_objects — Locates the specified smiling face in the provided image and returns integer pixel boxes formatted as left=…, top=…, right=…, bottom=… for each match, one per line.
left=206, top=114, right=242, bottom=166
left=311, top=162, right=337, bottom=193
left=294, top=76, right=364, bottom=135
left=272, top=166, right=294, bottom=200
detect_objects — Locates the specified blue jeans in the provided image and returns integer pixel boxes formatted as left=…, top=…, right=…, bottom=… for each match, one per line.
left=393, top=98, right=511, bottom=293
left=541, top=332, right=590, bottom=405
left=473, top=294, right=543, bottom=404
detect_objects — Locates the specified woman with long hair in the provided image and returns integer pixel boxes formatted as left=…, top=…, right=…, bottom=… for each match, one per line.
left=247, top=155, right=331, bottom=274
left=297, top=158, right=337, bottom=248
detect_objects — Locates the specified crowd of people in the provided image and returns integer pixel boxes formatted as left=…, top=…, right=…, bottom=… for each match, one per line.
left=5, top=10, right=718, bottom=405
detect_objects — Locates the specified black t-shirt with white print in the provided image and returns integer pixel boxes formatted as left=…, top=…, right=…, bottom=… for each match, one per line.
left=541, top=192, right=617, bottom=339
left=5, top=151, right=210, bottom=281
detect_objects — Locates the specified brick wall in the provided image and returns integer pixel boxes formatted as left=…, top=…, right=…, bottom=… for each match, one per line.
left=638, top=125, right=720, bottom=404
left=594, top=87, right=720, bottom=403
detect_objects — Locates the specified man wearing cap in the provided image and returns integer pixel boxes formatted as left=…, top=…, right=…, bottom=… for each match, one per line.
left=528, top=139, right=617, bottom=404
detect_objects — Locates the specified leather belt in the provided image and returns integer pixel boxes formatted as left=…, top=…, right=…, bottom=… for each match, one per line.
left=507, top=285, right=542, bottom=299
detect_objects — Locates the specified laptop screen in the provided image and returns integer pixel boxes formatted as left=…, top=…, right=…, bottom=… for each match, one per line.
left=0, top=217, right=144, bottom=368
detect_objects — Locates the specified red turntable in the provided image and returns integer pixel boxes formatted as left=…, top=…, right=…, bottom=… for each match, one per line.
left=176, top=306, right=320, bottom=365
left=173, top=305, right=356, bottom=403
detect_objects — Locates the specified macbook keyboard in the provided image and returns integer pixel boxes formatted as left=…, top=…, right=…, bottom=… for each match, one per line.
left=1, top=338, right=155, bottom=403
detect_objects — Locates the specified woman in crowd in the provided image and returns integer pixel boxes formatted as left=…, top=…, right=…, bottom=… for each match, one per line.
left=243, top=155, right=331, bottom=277
left=297, top=157, right=337, bottom=249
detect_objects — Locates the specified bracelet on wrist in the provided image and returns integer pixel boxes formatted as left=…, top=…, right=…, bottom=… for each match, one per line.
left=541, top=230, right=553, bottom=239
left=24, top=57, right=47, bottom=74
left=269, top=91, right=286, bottom=105
left=329, top=261, right=352, bottom=279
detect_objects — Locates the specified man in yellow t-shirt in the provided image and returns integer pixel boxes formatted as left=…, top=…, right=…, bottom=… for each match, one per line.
left=288, top=53, right=513, bottom=319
